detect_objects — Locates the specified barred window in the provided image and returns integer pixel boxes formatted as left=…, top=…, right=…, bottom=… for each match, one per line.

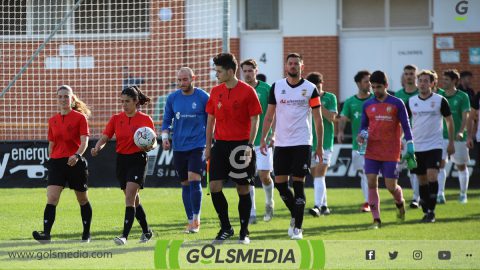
left=1, top=0, right=150, bottom=36
left=341, top=0, right=431, bottom=30
left=390, top=0, right=430, bottom=28
left=245, top=0, right=279, bottom=30
left=0, top=0, right=27, bottom=35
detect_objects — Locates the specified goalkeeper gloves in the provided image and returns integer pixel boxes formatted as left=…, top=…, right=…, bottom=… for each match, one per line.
left=406, top=140, right=415, bottom=156
left=403, top=141, right=417, bottom=170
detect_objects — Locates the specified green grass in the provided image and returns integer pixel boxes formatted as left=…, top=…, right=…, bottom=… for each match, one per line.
left=1, top=187, right=479, bottom=241
left=1, top=187, right=479, bottom=269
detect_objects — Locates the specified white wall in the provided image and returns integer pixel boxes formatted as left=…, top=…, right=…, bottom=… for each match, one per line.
left=240, top=33, right=284, bottom=84
left=235, top=0, right=338, bottom=36
left=185, top=0, right=226, bottom=39
left=230, top=0, right=239, bottom=38
left=340, top=37, right=388, bottom=101
left=282, top=0, right=337, bottom=36
left=339, top=35, right=433, bottom=101
left=433, top=0, right=480, bottom=33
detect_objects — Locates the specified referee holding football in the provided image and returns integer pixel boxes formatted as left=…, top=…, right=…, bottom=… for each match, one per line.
left=205, top=53, right=262, bottom=244
left=91, top=86, right=156, bottom=245
left=33, top=85, right=92, bottom=243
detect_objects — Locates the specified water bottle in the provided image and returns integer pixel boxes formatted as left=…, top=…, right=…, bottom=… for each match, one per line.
left=357, top=130, right=368, bottom=155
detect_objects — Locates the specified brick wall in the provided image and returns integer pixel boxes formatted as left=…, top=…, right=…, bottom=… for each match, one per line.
left=0, top=0, right=224, bottom=140
left=283, top=36, right=339, bottom=98
left=433, top=33, right=480, bottom=90
left=229, top=38, right=240, bottom=62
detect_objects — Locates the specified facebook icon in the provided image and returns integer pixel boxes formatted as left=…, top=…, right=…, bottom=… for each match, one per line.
left=366, top=250, right=376, bottom=260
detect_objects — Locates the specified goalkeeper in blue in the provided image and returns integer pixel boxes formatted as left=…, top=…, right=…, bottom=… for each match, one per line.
left=161, top=67, right=209, bottom=233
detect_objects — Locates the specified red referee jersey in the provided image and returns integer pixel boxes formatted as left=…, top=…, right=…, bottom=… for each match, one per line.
left=206, top=80, right=262, bottom=141
left=103, top=111, right=155, bottom=154
left=48, top=110, right=89, bottom=159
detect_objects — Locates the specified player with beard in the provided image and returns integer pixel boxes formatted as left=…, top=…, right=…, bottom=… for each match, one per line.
left=306, top=72, right=337, bottom=217
left=405, top=70, right=454, bottom=222
left=240, top=59, right=275, bottom=223
left=395, top=65, right=420, bottom=209
left=436, top=69, right=470, bottom=204
left=337, top=70, right=373, bottom=212
left=260, top=53, right=323, bottom=239
left=162, top=67, right=209, bottom=233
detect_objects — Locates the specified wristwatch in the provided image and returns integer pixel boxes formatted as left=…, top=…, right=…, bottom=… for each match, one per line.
left=75, top=153, right=82, bottom=159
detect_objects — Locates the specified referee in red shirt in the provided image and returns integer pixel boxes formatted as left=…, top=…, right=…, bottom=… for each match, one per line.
left=91, top=86, right=156, bottom=245
left=33, top=85, right=92, bottom=243
left=205, top=53, right=262, bottom=244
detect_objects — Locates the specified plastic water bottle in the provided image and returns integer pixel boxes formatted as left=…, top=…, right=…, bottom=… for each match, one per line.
left=357, top=130, right=368, bottom=155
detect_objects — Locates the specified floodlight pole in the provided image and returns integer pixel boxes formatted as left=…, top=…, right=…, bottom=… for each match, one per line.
left=222, top=0, right=230, bottom=53
left=0, top=0, right=85, bottom=98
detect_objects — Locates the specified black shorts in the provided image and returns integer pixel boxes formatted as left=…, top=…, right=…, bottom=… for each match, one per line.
left=476, top=140, right=480, bottom=163
left=274, top=145, right=311, bottom=178
left=48, top=157, right=88, bottom=192
left=411, top=149, right=442, bottom=175
left=210, top=140, right=256, bottom=185
left=116, top=152, right=148, bottom=190
left=173, top=148, right=205, bottom=181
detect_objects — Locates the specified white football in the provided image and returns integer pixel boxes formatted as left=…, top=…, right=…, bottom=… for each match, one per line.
left=133, top=127, right=157, bottom=148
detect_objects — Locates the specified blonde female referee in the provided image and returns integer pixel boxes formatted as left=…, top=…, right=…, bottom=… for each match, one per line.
left=33, top=85, right=92, bottom=243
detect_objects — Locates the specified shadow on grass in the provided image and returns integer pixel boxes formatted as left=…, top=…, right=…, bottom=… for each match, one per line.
left=6, top=190, right=479, bottom=243
left=444, top=189, right=480, bottom=202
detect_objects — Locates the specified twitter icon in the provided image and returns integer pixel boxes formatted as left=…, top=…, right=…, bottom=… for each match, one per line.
left=389, top=251, right=399, bottom=260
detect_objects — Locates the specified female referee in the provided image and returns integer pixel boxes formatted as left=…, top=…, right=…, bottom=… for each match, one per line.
left=33, top=85, right=92, bottom=243
left=91, top=86, right=156, bottom=245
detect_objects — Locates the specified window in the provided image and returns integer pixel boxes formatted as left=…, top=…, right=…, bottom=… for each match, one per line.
left=74, top=0, right=108, bottom=34
left=110, top=0, right=149, bottom=33
left=75, top=0, right=150, bottom=34
left=341, top=0, right=431, bottom=30
left=245, top=0, right=279, bottom=30
left=342, top=0, right=384, bottom=29
left=1, top=0, right=150, bottom=37
left=0, top=0, right=27, bottom=35
left=30, top=0, right=68, bottom=35
left=390, top=0, right=429, bottom=27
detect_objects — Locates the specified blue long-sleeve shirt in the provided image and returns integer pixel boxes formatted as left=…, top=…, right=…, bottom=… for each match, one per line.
left=162, top=88, right=209, bottom=151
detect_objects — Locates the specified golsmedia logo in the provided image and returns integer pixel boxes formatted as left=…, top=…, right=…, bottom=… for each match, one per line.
left=455, top=0, right=468, bottom=20
left=154, top=240, right=325, bottom=269
left=186, top=244, right=295, bottom=264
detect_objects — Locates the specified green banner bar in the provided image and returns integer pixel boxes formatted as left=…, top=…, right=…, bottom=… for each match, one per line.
left=1, top=240, right=479, bottom=269
left=168, top=240, right=183, bottom=269
left=297, top=240, right=311, bottom=269
left=323, top=240, right=479, bottom=269
left=310, top=240, right=325, bottom=269
left=154, top=240, right=170, bottom=269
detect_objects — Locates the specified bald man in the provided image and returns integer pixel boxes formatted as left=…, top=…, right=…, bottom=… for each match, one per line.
left=161, top=67, right=210, bottom=234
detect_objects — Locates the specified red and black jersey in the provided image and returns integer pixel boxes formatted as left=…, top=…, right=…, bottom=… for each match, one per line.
left=48, top=110, right=89, bottom=158
left=103, top=111, right=155, bottom=154
left=206, top=80, right=262, bottom=141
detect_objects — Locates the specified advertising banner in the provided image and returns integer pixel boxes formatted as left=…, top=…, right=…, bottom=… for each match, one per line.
left=0, top=141, right=478, bottom=188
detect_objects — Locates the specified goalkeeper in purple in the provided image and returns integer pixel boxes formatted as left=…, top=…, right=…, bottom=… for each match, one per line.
left=358, top=70, right=414, bottom=229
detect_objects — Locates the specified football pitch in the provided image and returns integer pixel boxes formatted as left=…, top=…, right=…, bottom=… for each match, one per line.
left=2, top=187, right=479, bottom=241
left=1, top=187, right=479, bottom=269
